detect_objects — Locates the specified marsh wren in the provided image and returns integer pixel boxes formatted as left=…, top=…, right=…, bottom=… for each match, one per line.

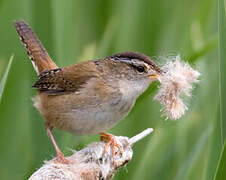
left=14, top=20, right=161, bottom=164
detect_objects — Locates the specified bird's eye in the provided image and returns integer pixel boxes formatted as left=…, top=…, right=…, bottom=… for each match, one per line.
left=136, top=66, right=145, bottom=73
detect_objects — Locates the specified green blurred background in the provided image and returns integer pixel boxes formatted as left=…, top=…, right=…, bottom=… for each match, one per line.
left=0, top=0, right=222, bottom=179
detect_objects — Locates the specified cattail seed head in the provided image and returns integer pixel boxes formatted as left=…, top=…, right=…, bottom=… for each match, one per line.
left=154, top=56, right=200, bottom=120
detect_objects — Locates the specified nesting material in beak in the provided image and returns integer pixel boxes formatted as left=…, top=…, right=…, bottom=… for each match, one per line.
left=154, top=56, right=200, bottom=120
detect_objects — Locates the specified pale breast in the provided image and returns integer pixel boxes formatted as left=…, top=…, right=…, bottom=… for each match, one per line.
left=63, top=98, right=135, bottom=135
left=33, top=76, right=146, bottom=135
left=34, top=90, right=135, bottom=135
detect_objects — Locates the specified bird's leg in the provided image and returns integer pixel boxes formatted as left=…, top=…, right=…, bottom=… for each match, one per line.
left=100, top=132, right=123, bottom=164
left=45, top=122, right=70, bottom=164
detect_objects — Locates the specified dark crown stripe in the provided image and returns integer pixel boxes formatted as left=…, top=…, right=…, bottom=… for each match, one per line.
left=109, top=52, right=162, bottom=73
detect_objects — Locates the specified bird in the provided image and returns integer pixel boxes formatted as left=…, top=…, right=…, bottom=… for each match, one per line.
left=14, top=20, right=161, bottom=164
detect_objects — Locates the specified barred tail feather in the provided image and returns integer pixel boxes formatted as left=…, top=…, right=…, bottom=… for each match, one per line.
left=14, top=20, right=58, bottom=74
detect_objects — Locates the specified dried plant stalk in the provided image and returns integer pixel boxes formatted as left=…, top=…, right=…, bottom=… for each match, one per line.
left=154, top=56, right=200, bottom=120
left=29, top=128, right=153, bottom=180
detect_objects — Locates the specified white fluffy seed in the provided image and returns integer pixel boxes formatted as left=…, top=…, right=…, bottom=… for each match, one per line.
left=154, top=56, right=200, bottom=120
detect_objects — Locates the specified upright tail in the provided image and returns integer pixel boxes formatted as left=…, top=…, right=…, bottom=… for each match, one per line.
left=14, top=20, right=58, bottom=75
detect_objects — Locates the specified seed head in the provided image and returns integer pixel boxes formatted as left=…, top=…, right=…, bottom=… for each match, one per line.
left=154, top=56, right=200, bottom=120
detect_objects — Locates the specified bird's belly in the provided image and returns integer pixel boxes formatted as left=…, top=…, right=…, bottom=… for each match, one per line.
left=53, top=100, right=134, bottom=135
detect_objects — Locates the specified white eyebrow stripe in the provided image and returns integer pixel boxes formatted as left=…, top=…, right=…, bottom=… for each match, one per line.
left=110, top=57, right=150, bottom=70
left=131, top=59, right=150, bottom=68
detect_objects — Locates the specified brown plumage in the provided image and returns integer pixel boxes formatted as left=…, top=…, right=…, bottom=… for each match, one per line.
left=14, top=20, right=58, bottom=74
left=33, top=64, right=97, bottom=95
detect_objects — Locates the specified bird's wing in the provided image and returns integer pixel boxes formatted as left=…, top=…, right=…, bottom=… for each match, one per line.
left=32, top=62, right=98, bottom=95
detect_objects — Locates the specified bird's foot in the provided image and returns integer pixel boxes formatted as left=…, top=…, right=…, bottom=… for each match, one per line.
left=100, top=132, right=123, bottom=164
left=54, top=150, right=72, bottom=164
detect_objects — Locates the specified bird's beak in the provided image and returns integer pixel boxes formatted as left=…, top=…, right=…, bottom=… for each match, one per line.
left=148, top=73, right=159, bottom=80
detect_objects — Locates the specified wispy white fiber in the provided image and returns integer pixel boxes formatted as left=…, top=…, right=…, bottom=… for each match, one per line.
left=154, top=56, right=200, bottom=120
left=29, top=129, right=153, bottom=180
